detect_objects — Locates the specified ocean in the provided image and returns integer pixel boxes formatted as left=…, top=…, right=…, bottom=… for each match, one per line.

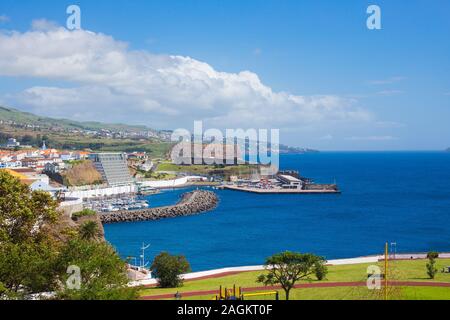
left=103, top=152, right=450, bottom=271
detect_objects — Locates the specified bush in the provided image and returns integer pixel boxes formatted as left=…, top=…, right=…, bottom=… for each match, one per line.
left=426, top=259, right=438, bottom=279
left=427, top=251, right=439, bottom=259
left=150, top=252, right=191, bottom=288
left=72, top=209, right=96, bottom=220
left=314, top=261, right=328, bottom=281
left=426, top=251, right=439, bottom=279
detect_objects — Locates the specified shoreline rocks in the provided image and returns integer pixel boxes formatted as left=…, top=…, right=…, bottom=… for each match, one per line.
left=100, top=190, right=218, bottom=224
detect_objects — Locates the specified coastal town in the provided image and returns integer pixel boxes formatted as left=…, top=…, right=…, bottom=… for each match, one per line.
left=0, top=134, right=339, bottom=215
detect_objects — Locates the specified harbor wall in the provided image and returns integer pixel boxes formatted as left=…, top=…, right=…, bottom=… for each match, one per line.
left=64, top=184, right=137, bottom=199
left=100, top=190, right=218, bottom=224
left=137, top=176, right=206, bottom=189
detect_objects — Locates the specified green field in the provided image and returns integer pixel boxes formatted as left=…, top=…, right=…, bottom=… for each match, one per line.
left=140, top=259, right=450, bottom=300
left=156, top=162, right=260, bottom=176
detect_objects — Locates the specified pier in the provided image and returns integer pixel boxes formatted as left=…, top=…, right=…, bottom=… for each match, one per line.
left=221, top=185, right=340, bottom=194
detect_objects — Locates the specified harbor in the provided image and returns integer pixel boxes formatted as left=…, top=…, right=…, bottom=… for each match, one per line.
left=220, top=184, right=340, bottom=194
left=84, top=196, right=149, bottom=212
left=218, top=170, right=340, bottom=194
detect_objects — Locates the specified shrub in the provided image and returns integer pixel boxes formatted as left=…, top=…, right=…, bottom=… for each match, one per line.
left=72, top=209, right=96, bottom=220
left=314, top=261, right=328, bottom=281
left=426, top=259, right=438, bottom=279
left=427, top=251, right=439, bottom=259
left=150, top=252, right=191, bottom=288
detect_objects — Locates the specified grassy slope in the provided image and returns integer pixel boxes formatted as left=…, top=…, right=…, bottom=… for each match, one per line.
left=0, top=106, right=151, bottom=132
left=0, top=106, right=173, bottom=158
left=140, top=259, right=450, bottom=300
left=156, top=162, right=260, bottom=176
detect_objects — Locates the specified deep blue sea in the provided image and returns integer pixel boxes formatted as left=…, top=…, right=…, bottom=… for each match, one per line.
left=104, top=152, right=450, bottom=271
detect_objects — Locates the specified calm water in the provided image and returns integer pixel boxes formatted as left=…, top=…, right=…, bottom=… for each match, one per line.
left=104, top=152, right=450, bottom=271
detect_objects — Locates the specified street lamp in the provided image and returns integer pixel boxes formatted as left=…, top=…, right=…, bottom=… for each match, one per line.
left=390, top=242, right=397, bottom=260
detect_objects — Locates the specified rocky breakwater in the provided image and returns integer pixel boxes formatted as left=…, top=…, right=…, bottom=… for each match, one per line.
left=100, top=190, right=218, bottom=224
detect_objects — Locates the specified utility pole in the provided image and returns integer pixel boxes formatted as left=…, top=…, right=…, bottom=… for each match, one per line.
left=384, top=242, right=389, bottom=300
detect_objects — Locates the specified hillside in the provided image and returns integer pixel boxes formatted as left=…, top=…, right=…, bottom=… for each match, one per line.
left=0, top=106, right=174, bottom=158
left=0, top=106, right=154, bottom=132
left=61, top=160, right=104, bottom=186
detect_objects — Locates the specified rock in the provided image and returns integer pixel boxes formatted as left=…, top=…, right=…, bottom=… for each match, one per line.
left=100, top=190, right=218, bottom=224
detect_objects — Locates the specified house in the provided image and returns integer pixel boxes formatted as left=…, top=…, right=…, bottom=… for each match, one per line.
left=44, top=162, right=64, bottom=174
left=6, top=138, right=20, bottom=148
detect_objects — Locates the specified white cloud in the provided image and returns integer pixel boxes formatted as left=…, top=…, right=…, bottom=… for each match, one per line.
left=30, top=19, right=59, bottom=31
left=376, top=90, right=404, bottom=96
left=369, top=76, right=406, bottom=85
left=253, top=48, right=262, bottom=56
left=0, top=22, right=373, bottom=130
left=0, top=15, right=9, bottom=24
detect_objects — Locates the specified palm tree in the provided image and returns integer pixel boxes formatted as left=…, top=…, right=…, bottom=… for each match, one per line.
left=79, top=221, right=101, bottom=241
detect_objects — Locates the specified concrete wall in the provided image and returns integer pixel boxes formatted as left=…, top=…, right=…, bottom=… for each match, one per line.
left=137, top=176, right=206, bottom=189
left=64, top=184, right=137, bottom=199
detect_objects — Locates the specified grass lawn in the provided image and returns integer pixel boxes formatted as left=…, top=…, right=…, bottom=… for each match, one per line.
left=177, top=286, right=450, bottom=300
left=156, top=162, right=260, bottom=176
left=140, top=258, right=450, bottom=300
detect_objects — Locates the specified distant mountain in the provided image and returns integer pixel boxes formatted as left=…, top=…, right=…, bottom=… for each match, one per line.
left=278, top=145, right=319, bottom=154
left=0, top=106, right=156, bottom=133
left=446, top=148, right=450, bottom=152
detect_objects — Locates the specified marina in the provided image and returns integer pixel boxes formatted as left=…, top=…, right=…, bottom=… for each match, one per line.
left=84, top=196, right=149, bottom=212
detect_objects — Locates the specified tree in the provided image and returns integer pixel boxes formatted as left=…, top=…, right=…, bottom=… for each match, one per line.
left=314, top=261, right=328, bottom=281
left=0, top=171, right=61, bottom=298
left=257, top=251, right=326, bottom=300
left=56, top=238, right=138, bottom=300
left=150, top=252, right=191, bottom=288
left=426, top=251, right=439, bottom=279
left=0, top=171, right=137, bottom=300
left=78, top=221, right=101, bottom=241
left=0, top=170, right=59, bottom=244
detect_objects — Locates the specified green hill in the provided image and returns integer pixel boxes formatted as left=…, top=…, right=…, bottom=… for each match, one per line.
left=0, top=106, right=174, bottom=158
left=0, top=105, right=153, bottom=132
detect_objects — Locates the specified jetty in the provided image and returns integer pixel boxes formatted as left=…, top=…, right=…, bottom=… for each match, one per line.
left=100, top=190, right=218, bottom=224
left=99, top=190, right=219, bottom=224
left=221, top=185, right=340, bottom=194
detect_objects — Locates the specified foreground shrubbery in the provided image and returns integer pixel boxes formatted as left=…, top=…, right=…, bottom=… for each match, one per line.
left=0, top=170, right=138, bottom=300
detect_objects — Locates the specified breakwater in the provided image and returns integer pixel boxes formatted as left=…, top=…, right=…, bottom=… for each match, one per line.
left=100, top=190, right=218, bottom=224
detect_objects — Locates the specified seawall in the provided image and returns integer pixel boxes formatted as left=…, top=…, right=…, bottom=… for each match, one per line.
left=100, top=190, right=218, bottom=224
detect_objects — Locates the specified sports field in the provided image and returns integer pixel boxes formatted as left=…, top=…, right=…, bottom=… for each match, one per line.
left=140, top=258, right=450, bottom=300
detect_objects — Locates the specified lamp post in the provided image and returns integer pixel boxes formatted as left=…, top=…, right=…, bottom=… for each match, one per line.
left=140, top=242, right=151, bottom=270
left=390, top=242, right=397, bottom=261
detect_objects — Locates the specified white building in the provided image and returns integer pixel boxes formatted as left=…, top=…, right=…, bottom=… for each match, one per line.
left=89, top=153, right=132, bottom=186
left=277, top=174, right=303, bottom=189
left=6, top=138, right=20, bottom=148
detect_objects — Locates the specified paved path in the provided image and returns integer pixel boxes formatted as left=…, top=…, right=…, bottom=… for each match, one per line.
left=141, top=281, right=450, bottom=300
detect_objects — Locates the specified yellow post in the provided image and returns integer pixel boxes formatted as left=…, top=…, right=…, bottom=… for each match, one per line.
left=384, top=242, right=389, bottom=300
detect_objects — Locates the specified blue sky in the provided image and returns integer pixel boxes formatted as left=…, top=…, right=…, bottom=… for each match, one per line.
left=0, top=0, right=449, bottom=150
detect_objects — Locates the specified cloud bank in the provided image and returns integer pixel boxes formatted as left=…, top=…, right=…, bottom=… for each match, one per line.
left=0, top=22, right=372, bottom=130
